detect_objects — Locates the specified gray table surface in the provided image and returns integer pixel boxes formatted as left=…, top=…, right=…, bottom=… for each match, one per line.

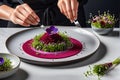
left=0, top=27, right=120, bottom=80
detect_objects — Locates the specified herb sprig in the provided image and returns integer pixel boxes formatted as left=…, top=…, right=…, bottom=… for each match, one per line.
left=84, top=57, right=120, bottom=80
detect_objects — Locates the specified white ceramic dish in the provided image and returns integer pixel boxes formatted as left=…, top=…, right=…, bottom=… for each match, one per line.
left=6, top=27, right=100, bottom=65
left=91, top=25, right=113, bottom=35
left=0, top=53, right=20, bottom=79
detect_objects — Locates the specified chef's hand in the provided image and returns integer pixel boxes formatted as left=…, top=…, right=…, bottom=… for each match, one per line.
left=57, top=0, right=79, bottom=22
left=9, top=3, right=40, bottom=27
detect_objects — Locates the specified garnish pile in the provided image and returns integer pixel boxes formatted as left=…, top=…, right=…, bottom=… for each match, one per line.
left=88, top=11, right=117, bottom=28
left=84, top=57, right=120, bottom=80
left=32, top=26, right=72, bottom=52
left=0, top=57, right=12, bottom=71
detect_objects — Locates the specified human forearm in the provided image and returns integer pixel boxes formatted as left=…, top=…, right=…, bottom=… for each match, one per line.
left=0, top=5, right=14, bottom=21
left=0, top=4, right=40, bottom=27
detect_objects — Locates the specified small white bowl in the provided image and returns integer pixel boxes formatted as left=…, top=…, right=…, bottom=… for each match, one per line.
left=91, top=26, right=113, bottom=35
left=0, top=53, right=20, bottom=79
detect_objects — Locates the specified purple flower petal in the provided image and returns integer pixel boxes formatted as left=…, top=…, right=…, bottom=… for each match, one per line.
left=50, top=26, right=55, bottom=30
left=46, top=26, right=58, bottom=35
left=53, top=27, right=58, bottom=33
left=0, top=57, right=4, bottom=65
left=46, top=28, right=51, bottom=34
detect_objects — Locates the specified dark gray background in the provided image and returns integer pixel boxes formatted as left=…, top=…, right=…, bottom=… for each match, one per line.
left=0, top=0, right=120, bottom=27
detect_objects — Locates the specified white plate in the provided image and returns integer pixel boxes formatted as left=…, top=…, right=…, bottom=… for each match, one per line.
left=6, top=27, right=100, bottom=65
left=0, top=53, right=20, bottom=79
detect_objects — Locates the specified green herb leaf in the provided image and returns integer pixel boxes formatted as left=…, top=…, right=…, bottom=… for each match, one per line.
left=0, top=57, right=12, bottom=71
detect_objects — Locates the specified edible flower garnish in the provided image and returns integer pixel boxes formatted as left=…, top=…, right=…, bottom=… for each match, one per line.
left=88, top=11, right=117, bottom=28
left=46, top=26, right=58, bottom=35
left=0, top=57, right=12, bottom=71
left=84, top=57, right=120, bottom=80
left=0, top=57, right=4, bottom=65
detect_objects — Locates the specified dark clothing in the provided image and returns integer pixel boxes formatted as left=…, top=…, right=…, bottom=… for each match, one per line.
left=0, top=0, right=87, bottom=27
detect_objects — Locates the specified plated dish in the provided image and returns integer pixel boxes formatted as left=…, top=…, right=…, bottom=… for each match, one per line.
left=6, top=27, right=100, bottom=65
left=22, top=26, right=83, bottom=59
left=0, top=53, right=20, bottom=79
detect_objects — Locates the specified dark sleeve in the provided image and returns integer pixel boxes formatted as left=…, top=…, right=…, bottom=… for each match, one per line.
left=0, top=0, right=4, bottom=6
left=0, top=0, right=12, bottom=6
left=78, top=0, right=88, bottom=5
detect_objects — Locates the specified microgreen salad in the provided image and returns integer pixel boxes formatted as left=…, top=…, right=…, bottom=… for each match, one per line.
left=32, top=26, right=72, bottom=52
left=88, top=11, right=117, bottom=28
left=84, top=57, right=120, bottom=80
left=0, top=57, right=12, bottom=71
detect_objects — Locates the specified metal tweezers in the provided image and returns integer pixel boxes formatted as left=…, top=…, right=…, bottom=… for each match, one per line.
left=73, top=20, right=82, bottom=28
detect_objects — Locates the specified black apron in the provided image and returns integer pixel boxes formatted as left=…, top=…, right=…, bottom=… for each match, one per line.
left=7, top=0, right=86, bottom=27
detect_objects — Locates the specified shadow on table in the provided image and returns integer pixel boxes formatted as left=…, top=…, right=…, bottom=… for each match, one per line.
left=29, top=74, right=84, bottom=80
left=105, top=30, right=119, bottom=37
left=44, top=42, right=107, bottom=69
left=2, top=69, right=29, bottom=80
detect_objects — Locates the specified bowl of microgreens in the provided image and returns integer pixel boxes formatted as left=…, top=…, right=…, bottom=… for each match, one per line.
left=88, top=11, right=117, bottom=35
left=0, top=53, right=20, bottom=79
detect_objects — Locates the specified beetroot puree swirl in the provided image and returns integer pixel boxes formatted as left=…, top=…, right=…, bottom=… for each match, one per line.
left=22, top=38, right=83, bottom=59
